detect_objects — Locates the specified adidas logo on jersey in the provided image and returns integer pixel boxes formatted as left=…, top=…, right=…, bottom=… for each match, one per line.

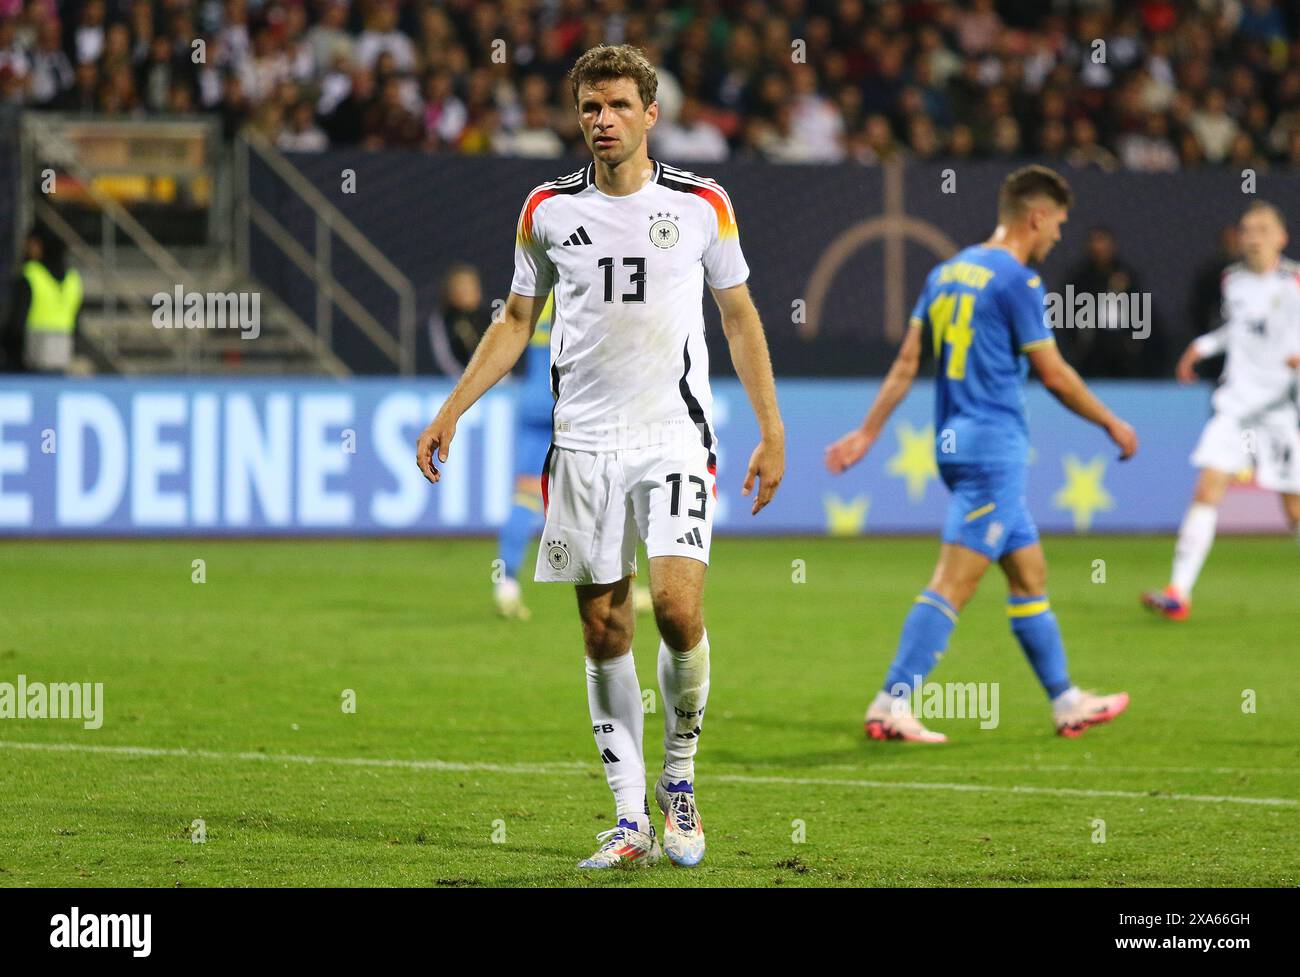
left=676, top=528, right=704, bottom=548
left=561, top=225, right=593, bottom=246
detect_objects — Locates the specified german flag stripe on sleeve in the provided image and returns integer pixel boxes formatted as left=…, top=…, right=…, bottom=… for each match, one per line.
left=517, top=187, right=557, bottom=246
left=657, top=164, right=738, bottom=240
left=516, top=168, right=588, bottom=245
left=692, top=184, right=738, bottom=240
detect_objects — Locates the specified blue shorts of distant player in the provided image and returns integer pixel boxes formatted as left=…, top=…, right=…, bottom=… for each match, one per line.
left=514, top=417, right=553, bottom=480
left=939, top=461, right=1039, bottom=561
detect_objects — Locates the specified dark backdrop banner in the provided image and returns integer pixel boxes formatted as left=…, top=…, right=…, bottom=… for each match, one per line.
left=255, top=153, right=1289, bottom=377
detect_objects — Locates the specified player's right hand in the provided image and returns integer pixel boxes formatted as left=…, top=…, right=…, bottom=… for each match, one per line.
left=416, top=410, right=458, bottom=484
left=1107, top=418, right=1138, bottom=461
left=1175, top=347, right=1201, bottom=384
left=824, top=428, right=875, bottom=474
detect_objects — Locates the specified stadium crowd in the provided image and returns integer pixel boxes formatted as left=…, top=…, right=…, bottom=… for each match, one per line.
left=5, top=0, right=1300, bottom=167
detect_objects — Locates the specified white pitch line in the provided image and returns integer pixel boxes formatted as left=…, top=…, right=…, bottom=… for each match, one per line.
left=765, top=762, right=1300, bottom=776
left=0, top=740, right=587, bottom=776
left=2, top=740, right=1294, bottom=808
left=709, top=774, right=1297, bottom=807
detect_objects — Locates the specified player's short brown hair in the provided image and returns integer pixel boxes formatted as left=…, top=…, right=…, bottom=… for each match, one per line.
left=998, top=165, right=1074, bottom=219
left=1242, top=199, right=1286, bottom=230
left=568, top=44, right=658, bottom=111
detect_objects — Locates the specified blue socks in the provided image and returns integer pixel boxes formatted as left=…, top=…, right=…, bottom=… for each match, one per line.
left=880, top=590, right=1073, bottom=702
left=497, top=490, right=544, bottom=579
left=882, top=590, right=959, bottom=696
left=1007, top=594, right=1072, bottom=699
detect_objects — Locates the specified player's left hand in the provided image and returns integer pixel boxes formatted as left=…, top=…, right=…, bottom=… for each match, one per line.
left=742, top=437, right=784, bottom=515
left=1286, top=353, right=1300, bottom=369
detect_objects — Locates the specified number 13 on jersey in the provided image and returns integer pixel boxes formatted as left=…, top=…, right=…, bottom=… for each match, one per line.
left=929, top=291, right=975, bottom=380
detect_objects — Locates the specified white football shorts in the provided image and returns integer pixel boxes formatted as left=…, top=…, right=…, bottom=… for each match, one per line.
left=1190, top=409, right=1300, bottom=493
left=534, top=441, right=717, bottom=585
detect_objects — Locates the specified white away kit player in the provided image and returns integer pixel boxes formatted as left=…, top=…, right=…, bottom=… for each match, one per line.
left=1144, top=201, right=1300, bottom=620
left=417, top=44, right=785, bottom=869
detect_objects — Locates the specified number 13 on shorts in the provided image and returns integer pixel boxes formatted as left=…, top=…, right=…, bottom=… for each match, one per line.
left=644, top=451, right=716, bottom=563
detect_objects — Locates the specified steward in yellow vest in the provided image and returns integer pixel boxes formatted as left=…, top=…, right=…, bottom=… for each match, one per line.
left=4, top=230, right=82, bottom=373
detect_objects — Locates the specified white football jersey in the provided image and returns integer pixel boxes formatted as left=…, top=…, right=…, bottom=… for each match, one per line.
left=510, top=159, right=749, bottom=455
left=1195, top=258, right=1300, bottom=420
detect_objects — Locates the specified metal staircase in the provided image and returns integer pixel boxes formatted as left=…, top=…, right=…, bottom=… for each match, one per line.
left=18, top=115, right=415, bottom=377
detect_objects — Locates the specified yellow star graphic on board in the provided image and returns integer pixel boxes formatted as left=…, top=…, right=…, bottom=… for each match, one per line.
left=1052, top=454, right=1114, bottom=532
left=887, top=422, right=938, bottom=502
left=824, top=493, right=870, bottom=536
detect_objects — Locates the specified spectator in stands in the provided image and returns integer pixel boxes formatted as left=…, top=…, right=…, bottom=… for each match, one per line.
left=322, top=65, right=372, bottom=144
left=422, top=69, right=466, bottom=150
left=10, top=0, right=1300, bottom=178
left=426, top=264, right=490, bottom=377
left=355, top=0, right=415, bottom=73
left=138, top=34, right=178, bottom=112
left=1189, top=89, right=1239, bottom=162
left=1190, top=223, right=1242, bottom=345
left=1060, top=226, right=1151, bottom=378
left=27, top=16, right=71, bottom=104
left=1066, top=117, right=1118, bottom=171
left=0, top=16, right=27, bottom=84
left=653, top=93, right=728, bottom=162
left=73, top=0, right=106, bottom=67
left=363, top=74, right=422, bottom=149
left=494, top=100, right=564, bottom=157
left=1119, top=112, right=1180, bottom=172
left=52, top=59, right=98, bottom=112
left=1237, top=0, right=1288, bottom=45
left=217, top=0, right=253, bottom=72
left=308, top=0, right=353, bottom=77
left=278, top=98, right=328, bottom=151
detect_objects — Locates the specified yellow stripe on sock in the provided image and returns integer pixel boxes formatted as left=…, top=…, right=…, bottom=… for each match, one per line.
left=964, top=502, right=996, bottom=522
left=915, top=594, right=959, bottom=624
left=513, top=492, right=543, bottom=511
left=1007, top=600, right=1051, bottom=618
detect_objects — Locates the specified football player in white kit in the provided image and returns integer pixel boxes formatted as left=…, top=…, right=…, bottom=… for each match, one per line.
left=1144, top=201, right=1300, bottom=620
left=416, top=44, right=785, bottom=869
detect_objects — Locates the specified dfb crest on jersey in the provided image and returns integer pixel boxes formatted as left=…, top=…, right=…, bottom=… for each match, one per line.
left=546, top=540, right=571, bottom=571
left=649, top=217, right=680, bottom=249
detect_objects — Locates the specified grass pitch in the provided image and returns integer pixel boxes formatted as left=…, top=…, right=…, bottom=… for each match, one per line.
left=0, top=536, right=1296, bottom=888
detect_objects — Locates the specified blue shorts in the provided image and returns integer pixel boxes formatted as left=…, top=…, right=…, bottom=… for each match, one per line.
left=514, top=417, right=553, bottom=480
left=939, top=462, right=1039, bottom=560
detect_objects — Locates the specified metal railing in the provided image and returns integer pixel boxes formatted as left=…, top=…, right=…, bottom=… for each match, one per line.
left=236, top=131, right=418, bottom=375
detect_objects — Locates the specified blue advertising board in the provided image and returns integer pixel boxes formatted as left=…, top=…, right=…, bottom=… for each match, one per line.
left=0, top=377, right=1222, bottom=536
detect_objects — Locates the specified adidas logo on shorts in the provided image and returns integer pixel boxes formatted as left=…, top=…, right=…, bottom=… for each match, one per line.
left=676, top=528, right=704, bottom=548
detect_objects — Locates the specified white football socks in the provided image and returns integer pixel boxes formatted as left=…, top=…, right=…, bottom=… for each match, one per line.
left=1171, top=502, right=1218, bottom=597
left=657, top=630, right=711, bottom=783
left=870, top=689, right=897, bottom=714
left=585, top=652, right=647, bottom=829
left=1051, top=686, right=1083, bottom=715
